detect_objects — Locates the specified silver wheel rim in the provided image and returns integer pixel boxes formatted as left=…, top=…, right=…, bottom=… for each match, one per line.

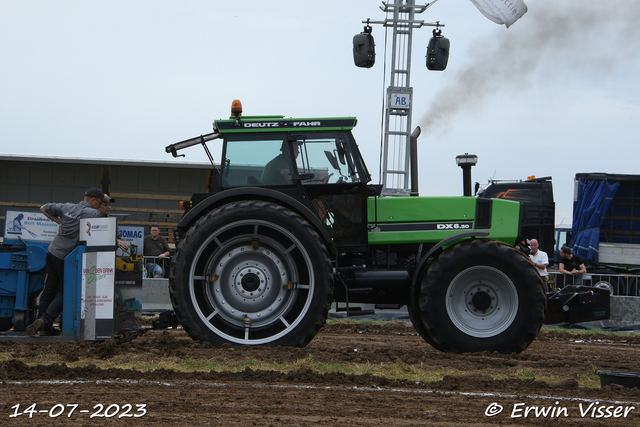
left=594, top=281, right=614, bottom=294
left=188, top=219, right=315, bottom=345
left=446, top=266, right=518, bottom=338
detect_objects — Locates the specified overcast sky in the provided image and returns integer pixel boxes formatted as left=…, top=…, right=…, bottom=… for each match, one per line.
left=2, top=0, right=639, bottom=225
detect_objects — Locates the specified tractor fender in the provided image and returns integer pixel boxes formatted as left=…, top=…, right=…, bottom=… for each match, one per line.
left=176, top=187, right=334, bottom=247
left=410, top=230, right=491, bottom=291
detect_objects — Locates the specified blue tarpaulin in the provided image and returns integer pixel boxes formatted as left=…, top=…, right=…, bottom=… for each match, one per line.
left=570, top=179, right=619, bottom=265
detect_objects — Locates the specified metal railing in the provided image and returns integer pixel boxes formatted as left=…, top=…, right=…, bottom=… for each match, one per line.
left=142, top=256, right=171, bottom=279
left=547, top=271, right=640, bottom=296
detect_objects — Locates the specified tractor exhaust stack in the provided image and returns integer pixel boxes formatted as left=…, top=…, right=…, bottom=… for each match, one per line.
left=410, top=126, right=421, bottom=196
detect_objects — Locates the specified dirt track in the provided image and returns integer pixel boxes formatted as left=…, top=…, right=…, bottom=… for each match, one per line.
left=2, top=322, right=640, bottom=426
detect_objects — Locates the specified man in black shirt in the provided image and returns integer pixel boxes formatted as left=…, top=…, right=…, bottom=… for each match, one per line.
left=558, top=246, right=586, bottom=286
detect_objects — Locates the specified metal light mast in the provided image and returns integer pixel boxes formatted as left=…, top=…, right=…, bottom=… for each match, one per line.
left=358, top=0, right=444, bottom=197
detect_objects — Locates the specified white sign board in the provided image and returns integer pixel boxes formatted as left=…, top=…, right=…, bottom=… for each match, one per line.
left=78, top=217, right=117, bottom=340
left=79, top=217, right=116, bottom=247
left=391, top=92, right=411, bottom=109
left=3, top=210, right=57, bottom=243
left=81, top=251, right=115, bottom=340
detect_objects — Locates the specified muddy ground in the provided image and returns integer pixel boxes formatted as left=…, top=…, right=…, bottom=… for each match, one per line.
left=2, top=321, right=640, bottom=426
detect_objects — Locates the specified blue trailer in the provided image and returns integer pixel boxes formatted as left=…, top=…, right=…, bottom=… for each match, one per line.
left=0, top=237, right=48, bottom=332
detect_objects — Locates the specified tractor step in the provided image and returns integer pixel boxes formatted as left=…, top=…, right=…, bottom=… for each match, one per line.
left=374, top=303, right=403, bottom=310
left=335, top=306, right=375, bottom=316
left=345, top=287, right=374, bottom=294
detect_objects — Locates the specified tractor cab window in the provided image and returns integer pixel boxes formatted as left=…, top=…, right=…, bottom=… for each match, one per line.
left=221, top=132, right=365, bottom=188
left=221, top=135, right=285, bottom=187
left=293, top=133, right=362, bottom=184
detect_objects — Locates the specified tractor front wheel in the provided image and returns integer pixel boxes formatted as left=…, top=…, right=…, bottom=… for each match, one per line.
left=416, top=239, right=545, bottom=354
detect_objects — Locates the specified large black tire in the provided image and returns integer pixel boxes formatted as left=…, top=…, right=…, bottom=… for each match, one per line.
left=169, top=200, right=333, bottom=347
left=408, top=260, right=441, bottom=350
left=416, top=239, right=545, bottom=354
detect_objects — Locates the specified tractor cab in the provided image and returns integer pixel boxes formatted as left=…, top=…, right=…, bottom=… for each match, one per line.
left=219, top=124, right=369, bottom=187
left=200, top=102, right=371, bottom=250
left=218, top=123, right=372, bottom=249
left=167, top=100, right=374, bottom=250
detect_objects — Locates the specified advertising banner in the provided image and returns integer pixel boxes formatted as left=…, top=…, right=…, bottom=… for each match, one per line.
left=79, top=217, right=116, bottom=247
left=81, top=251, right=115, bottom=340
left=114, top=256, right=143, bottom=332
left=80, top=217, right=117, bottom=340
left=469, top=0, right=528, bottom=28
left=3, top=210, right=57, bottom=244
left=117, top=226, right=144, bottom=256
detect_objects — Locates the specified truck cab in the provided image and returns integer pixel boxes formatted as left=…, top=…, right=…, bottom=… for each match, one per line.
left=554, top=226, right=572, bottom=262
left=478, top=176, right=555, bottom=260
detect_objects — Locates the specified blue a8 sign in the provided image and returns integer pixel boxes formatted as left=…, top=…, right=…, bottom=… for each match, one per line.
left=391, top=93, right=410, bottom=109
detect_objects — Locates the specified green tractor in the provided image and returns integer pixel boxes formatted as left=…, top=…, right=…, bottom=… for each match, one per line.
left=164, top=101, right=603, bottom=354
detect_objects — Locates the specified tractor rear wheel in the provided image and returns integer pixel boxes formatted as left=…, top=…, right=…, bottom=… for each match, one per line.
left=416, top=239, right=545, bottom=354
left=170, top=200, right=333, bottom=347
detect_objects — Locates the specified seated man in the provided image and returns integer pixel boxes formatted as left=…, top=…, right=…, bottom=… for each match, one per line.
left=143, top=225, right=170, bottom=278
left=261, top=141, right=300, bottom=185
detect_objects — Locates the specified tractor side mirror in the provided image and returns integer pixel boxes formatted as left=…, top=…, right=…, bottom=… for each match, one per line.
left=336, top=140, right=346, bottom=165
left=325, top=151, right=340, bottom=171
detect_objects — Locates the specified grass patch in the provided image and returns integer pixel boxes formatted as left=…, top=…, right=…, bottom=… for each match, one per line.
left=541, top=325, right=634, bottom=338
left=22, top=351, right=598, bottom=388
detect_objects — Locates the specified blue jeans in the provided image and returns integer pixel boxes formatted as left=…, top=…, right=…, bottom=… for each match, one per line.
left=146, top=262, right=164, bottom=278
left=563, top=274, right=583, bottom=287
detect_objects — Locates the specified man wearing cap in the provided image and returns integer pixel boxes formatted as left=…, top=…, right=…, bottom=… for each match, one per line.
left=26, top=187, right=107, bottom=336
left=98, top=193, right=128, bottom=251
